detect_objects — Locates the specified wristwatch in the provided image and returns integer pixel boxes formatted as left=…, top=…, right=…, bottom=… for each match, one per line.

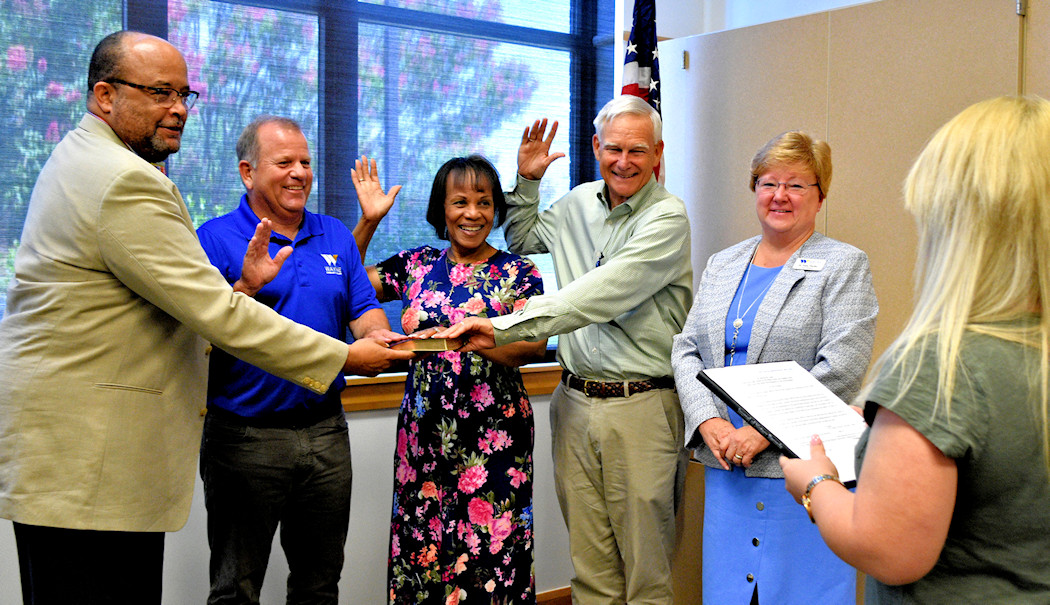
left=801, top=473, right=842, bottom=523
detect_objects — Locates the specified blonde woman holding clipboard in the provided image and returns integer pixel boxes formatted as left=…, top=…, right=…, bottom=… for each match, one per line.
left=781, top=96, right=1050, bottom=604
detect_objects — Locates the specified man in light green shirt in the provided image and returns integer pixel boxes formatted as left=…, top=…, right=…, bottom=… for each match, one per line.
left=442, top=96, right=692, bottom=604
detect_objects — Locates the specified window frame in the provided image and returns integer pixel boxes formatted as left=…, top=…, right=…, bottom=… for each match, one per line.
left=123, top=0, right=614, bottom=359
left=126, top=0, right=613, bottom=223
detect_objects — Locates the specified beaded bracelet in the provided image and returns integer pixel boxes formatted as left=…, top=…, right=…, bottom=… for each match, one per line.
left=801, top=473, right=842, bottom=523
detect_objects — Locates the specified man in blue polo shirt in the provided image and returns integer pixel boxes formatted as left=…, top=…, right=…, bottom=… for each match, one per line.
left=196, top=115, right=395, bottom=603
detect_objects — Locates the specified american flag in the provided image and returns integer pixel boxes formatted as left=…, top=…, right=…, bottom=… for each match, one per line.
left=621, top=0, right=660, bottom=113
left=622, top=0, right=662, bottom=180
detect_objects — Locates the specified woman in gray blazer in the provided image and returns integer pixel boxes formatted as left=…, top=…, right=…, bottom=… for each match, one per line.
left=671, top=131, right=878, bottom=604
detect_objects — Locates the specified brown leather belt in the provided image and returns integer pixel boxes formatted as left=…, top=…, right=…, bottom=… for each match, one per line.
left=561, top=370, right=675, bottom=398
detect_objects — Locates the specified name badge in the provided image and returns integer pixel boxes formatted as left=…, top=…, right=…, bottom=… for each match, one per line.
left=793, top=257, right=826, bottom=271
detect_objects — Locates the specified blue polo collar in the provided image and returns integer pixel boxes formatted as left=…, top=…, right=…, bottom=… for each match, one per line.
left=230, top=194, right=325, bottom=244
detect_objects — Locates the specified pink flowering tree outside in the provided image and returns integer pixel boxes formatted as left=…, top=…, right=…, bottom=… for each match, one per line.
left=0, top=0, right=539, bottom=313
left=165, top=0, right=323, bottom=224
left=0, top=2, right=121, bottom=303
left=165, top=0, right=535, bottom=261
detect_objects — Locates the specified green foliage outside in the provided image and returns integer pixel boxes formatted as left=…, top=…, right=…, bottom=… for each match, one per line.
left=0, top=0, right=121, bottom=307
left=164, top=0, right=537, bottom=267
left=0, top=0, right=543, bottom=312
left=357, top=22, right=537, bottom=262
left=166, top=0, right=321, bottom=226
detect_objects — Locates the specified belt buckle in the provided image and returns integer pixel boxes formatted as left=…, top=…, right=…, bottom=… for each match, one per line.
left=582, top=379, right=600, bottom=397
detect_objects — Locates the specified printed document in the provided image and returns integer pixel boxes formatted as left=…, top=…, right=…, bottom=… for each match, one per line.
left=699, top=361, right=868, bottom=485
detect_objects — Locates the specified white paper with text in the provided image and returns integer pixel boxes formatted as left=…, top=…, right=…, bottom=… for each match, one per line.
left=700, top=361, right=867, bottom=485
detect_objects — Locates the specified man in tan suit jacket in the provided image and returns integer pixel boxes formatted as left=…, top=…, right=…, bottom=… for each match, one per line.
left=0, top=31, right=414, bottom=604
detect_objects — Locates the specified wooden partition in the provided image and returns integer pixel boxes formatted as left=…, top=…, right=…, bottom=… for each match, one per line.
left=659, top=1, right=1034, bottom=602
left=661, top=0, right=1020, bottom=358
left=1026, top=0, right=1050, bottom=96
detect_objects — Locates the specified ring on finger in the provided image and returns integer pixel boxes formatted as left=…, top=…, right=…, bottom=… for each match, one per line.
left=734, top=454, right=743, bottom=460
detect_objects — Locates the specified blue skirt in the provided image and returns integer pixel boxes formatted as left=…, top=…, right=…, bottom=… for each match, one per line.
left=702, top=463, right=856, bottom=604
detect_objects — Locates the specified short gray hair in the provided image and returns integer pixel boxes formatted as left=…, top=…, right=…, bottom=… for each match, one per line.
left=593, top=95, right=662, bottom=144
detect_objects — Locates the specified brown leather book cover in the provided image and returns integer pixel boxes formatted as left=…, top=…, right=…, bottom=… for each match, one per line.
left=389, top=337, right=464, bottom=352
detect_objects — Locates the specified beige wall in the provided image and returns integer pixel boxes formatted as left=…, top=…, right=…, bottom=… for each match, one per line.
left=1027, top=0, right=1050, bottom=97
left=661, top=1, right=1042, bottom=603
left=661, top=0, right=1024, bottom=362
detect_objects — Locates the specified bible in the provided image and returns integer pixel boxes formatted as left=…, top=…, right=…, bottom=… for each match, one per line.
left=389, top=336, right=464, bottom=352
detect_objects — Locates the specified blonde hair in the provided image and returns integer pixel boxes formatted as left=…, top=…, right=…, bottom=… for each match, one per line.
left=864, top=96, right=1050, bottom=468
left=749, top=131, right=832, bottom=199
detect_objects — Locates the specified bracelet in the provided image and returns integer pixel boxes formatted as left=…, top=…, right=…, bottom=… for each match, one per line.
left=801, top=473, right=842, bottom=523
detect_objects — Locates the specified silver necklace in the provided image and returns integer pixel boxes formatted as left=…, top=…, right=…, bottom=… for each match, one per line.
left=728, top=253, right=774, bottom=365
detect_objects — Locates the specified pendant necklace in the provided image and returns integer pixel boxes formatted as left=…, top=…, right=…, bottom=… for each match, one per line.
left=728, top=250, right=775, bottom=365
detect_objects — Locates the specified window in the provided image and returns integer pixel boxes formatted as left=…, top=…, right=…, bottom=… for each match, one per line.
left=167, top=2, right=322, bottom=219
left=0, top=0, right=614, bottom=336
left=0, top=2, right=122, bottom=303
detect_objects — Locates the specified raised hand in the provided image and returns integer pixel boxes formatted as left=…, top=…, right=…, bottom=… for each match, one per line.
left=517, top=118, right=566, bottom=180
left=351, top=155, right=402, bottom=223
left=233, top=217, right=292, bottom=297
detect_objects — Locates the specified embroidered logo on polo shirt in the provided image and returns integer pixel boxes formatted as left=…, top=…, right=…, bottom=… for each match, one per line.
left=321, top=254, right=342, bottom=275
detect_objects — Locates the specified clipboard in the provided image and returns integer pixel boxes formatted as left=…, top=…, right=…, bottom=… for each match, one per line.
left=698, top=361, right=866, bottom=486
left=698, top=369, right=794, bottom=456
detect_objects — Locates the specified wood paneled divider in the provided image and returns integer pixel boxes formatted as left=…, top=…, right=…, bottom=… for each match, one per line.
left=657, top=1, right=1042, bottom=602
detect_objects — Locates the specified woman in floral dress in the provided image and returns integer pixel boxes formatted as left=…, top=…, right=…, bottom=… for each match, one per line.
left=353, top=155, right=547, bottom=604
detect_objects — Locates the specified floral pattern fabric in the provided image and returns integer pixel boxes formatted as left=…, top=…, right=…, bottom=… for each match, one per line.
left=375, top=245, right=544, bottom=604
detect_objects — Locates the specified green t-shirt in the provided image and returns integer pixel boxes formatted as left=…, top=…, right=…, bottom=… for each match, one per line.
left=857, top=323, right=1050, bottom=604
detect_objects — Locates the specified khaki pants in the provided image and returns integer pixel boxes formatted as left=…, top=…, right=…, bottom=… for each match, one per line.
left=550, top=383, right=687, bottom=605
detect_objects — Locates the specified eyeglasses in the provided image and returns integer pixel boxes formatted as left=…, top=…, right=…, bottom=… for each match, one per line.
left=756, top=178, right=820, bottom=197
left=106, top=78, right=199, bottom=110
